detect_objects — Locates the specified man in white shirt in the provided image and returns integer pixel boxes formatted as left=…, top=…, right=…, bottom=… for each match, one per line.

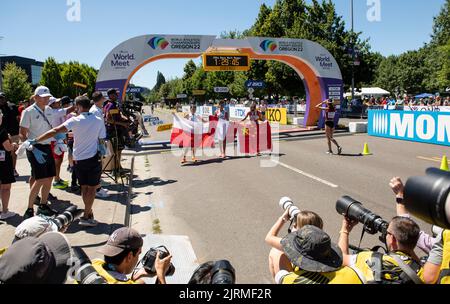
left=34, top=96, right=106, bottom=227
left=19, top=86, right=57, bottom=219
left=47, top=97, right=75, bottom=189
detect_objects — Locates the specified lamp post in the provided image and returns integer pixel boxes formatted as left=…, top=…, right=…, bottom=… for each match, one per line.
left=350, top=0, right=355, bottom=108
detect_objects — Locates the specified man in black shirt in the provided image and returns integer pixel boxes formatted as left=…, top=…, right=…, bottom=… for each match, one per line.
left=0, top=92, right=20, bottom=176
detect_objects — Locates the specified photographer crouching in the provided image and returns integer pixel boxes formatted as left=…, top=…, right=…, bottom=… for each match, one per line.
left=91, top=227, right=172, bottom=284
left=265, top=197, right=363, bottom=284
left=337, top=198, right=423, bottom=284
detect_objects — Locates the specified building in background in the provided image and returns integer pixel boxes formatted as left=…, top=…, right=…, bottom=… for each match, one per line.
left=0, top=56, right=44, bottom=86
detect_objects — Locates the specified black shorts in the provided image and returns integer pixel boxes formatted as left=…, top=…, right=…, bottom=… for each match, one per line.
left=0, top=161, right=15, bottom=184
left=26, top=144, right=56, bottom=180
left=325, top=121, right=335, bottom=129
left=74, top=154, right=102, bottom=187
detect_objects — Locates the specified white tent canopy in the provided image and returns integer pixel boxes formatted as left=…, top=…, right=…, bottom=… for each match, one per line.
left=344, top=87, right=390, bottom=98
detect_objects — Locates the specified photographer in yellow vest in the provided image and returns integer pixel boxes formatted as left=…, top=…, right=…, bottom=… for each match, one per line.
left=338, top=216, right=424, bottom=284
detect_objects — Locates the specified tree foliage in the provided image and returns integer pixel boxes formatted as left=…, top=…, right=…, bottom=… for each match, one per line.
left=2, top=62, right=33, bottom=104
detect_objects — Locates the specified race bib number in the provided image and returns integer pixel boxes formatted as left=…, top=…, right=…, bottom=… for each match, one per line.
left=0, top=150, right=5, bottom=162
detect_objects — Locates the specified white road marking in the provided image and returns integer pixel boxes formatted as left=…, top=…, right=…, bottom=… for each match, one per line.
left=271, top=160, right=339, bottom=188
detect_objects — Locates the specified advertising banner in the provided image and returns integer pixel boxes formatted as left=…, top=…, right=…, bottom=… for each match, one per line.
left=266, top=108, right=288, bottom=125
left=368, top=110, right=450, bottom=146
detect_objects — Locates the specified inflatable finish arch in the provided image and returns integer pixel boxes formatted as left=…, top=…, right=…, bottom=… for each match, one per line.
left=96, top=35, right=343, bottom=127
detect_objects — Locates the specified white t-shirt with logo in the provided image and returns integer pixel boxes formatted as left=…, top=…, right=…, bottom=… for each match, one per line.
left=63, top=112, right=106, bottom=161
left=48, top=108, right=68, bottom=128
left=20, top=105, right=54, bottom=144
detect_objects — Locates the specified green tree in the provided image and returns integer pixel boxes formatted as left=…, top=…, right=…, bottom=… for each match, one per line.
left=40, top=57, right=62, bottom=97
left=2, top=62, right=32, bottom=103
left=153, top=71, right=166, bottom=92
left=431, top=0, right=450, bottom=46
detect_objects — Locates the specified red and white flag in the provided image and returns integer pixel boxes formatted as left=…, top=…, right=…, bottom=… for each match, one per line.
left=170, top=114, right=217, bottom=148
left=237, top=121, right=272, bottom=154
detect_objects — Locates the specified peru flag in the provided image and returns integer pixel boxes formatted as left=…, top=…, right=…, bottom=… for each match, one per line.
left=170, top=114, right=217, bottom=148
left=237, top=121, right=272, bottom=154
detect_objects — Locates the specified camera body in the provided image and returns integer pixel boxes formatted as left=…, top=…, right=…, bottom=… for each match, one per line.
left=279, top=197, right=300, bottom=220
left=72, top=247, right=107, bottom=284
left=122, top=100, right=143, bottom=117
left=142, top=245, right=175, bottom=276
left=336, top=196, right=389, bottom=242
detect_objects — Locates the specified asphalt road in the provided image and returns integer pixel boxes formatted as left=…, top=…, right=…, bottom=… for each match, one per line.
left=131, top=109, right=450, bottom=283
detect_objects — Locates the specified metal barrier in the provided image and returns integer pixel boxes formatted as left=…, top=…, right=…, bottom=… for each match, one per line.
left=124, top=156, right=135, bottom=227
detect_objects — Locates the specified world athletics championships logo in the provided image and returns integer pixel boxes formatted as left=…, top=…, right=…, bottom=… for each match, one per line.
left=148, top=37, right=169, bottom=50
left=260, top=40, right=278, bottom=52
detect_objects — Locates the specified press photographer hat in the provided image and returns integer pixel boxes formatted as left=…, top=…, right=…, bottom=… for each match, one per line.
left=97, top=227, right=143, bottom=257
left=48, top=97, right=58, bottom=106
left=34, top=86, right=53, bottom=98
left=14, top=215, right=59, bottom=241
left=0, top=232, right=72, bottom=284
left=281, top=225, right=343, bottom=273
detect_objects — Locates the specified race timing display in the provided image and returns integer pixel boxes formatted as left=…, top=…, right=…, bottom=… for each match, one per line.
left=202, top=53, right=250, bottom=72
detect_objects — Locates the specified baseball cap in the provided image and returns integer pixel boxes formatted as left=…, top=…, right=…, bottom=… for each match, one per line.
left=0, top=232, right=72, bottom=284
left=97, top=227, right=143, bottom=257
left=34, top=86, right=53, bottom=98
left=48, top=97, right=58, bottom=106
left=281, top=225, right=343, bottom=273
left=14, top=215, right=59, bottom=241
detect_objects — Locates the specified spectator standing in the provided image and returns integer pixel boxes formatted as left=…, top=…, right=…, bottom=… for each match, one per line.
left=0, top=110, right=19, bottom=219
left=34, top=96, right=106, bottom=227
left=19, top=86, right=57, bottom=220
left=0, top=92, right=21, bottom=177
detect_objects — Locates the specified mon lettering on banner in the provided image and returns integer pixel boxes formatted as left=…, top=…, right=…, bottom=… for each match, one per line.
left=368, top=110, right=450, bottom=147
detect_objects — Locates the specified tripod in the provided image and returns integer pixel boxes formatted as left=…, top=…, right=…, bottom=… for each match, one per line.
left=102, top=122, right=125, bottom=186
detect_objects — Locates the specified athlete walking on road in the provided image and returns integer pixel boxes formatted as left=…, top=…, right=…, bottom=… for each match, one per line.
left=316, top=99, right=342, bottom=155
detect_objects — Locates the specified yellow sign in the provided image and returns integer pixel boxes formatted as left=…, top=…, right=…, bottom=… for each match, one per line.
left=157, top=124, right=173, bottom=132
left=266, top=108, right=288, bottom=125
left=73, top=82, right=87, bottom=89
left=203, top=53, right=250, bottom=72
left=193, top=90, right=206, bottom=96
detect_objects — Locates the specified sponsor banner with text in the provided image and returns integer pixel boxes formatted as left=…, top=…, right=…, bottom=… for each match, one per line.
left=368, top=110, right=450, bottom=146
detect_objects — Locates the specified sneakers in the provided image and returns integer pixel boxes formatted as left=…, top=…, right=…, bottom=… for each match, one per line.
left=37, top=204, right=57, bottom=217
left=96, top=188, right=110, bottom=198
left=79, top=216, right=98, bottom=227
left=0, top=211, right=17, bottom=220
left=68, top=185, right=81, bottom=194
left=181, top=157, right=187, bottom=164
left=53, top=180, right=69, bottom=189
left=23, top=208, right=34, bottom=220
left=326, top=151, right=333, bottom=155
left=338, top=146, right=343, bottom=155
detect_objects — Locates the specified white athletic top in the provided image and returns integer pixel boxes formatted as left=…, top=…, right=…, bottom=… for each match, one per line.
left=63, top=112, right=106, bottom=161
left=20, top=105, right=54, bottom=145
left=90, top=104, right=104, bottom=122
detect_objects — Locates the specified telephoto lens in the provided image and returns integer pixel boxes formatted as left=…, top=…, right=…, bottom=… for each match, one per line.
left=279, top=197, right=300, bottom=219
left=72, top=247, right=107, bottom=284
left=336, top=196, right=388, bottom=235
left=51, top=205, right=83, bottom=231
left=404, top=168, right=450, bottom=229
left=211, top=260, right=236, bottom=284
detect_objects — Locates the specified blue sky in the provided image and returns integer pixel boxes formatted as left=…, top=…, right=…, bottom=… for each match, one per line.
left=0, top=0, right=445, bottom=89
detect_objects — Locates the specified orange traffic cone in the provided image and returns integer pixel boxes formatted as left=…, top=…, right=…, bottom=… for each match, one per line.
left=362, top=143, right=372, bottom=156
left=440, top=155, right=449, bottom=171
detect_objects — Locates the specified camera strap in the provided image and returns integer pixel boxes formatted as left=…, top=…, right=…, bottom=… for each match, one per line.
left=389, top=254, right=423, bottom=284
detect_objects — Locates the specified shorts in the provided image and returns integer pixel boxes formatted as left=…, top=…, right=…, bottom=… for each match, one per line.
left=26, top=144, right=56, bottom=180
left=50, top=141, right=65, bottom=160
left=325, top=121, right=335, bottom=129
left=74, top=154, right=102, bottom=186
left=0, top=161, right=16, bottom=185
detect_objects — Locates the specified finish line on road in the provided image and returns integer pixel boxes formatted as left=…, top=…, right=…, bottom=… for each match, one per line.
left=271, top=160, right=339, bottom=188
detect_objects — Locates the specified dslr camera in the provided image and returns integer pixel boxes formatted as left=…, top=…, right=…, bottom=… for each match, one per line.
left=336, top=196, right=389, bottom=244
left=142, top=245, right=175, bottom=276
left=51, top=205, right=83, bottom=231
left=404, top=168, right=450, bottom=229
